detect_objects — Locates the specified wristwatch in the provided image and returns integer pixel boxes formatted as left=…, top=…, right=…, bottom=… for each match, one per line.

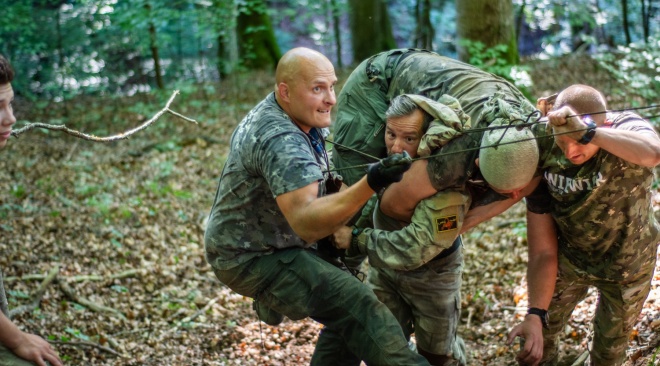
left=577, top=117, right=597, bottom=145
left=349, top=227, right=364, bottom=254
left=527, top=307, right=549, bottom=329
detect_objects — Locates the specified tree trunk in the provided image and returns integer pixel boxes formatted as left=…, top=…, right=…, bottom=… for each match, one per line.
left=236, top=0, right=281, bottom=70
left=414, top=0, right=434, bottom=49
left=145, top=4, right=164, bottom=89
left=348, top=0, right=396, bottom=63
left=456, top=0, right=518, bottom=64
left=515, top=0, right=526, bottom=42
left=330, top=0, right=343, bottom=68
left=213, top=0, right=235, bottom=79
left=640, top=0, right=650, bottom=43
left=621, top=0, right=632, bottom=44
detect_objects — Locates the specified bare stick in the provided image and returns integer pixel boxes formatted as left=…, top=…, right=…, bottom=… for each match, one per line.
left=181, top=295, right=222, bottom=323
left=58, top=280, right=127, bottom=321
left=0, top=270, right=9, bottom=318
left=570, top=350, right=589, bottom=366
left=5, top=269, right=140, bottom=283
left=9, top=266, right=60, bottom=318
left=10, top=90, right=198, bottom=141
left=48, top=340, right=124, bottom=357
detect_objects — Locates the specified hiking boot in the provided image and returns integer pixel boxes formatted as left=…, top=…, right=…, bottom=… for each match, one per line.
left=253, top=300, right=284, bottom=326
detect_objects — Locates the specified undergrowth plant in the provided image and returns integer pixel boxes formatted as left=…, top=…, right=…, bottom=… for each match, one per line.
left=459, top=40, right=533, bottom=100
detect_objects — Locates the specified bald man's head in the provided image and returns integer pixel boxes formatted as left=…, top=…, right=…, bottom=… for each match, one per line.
left=274, top=47, right=337, bottom=132
left=555, top=84, right=607, bottom=124
left=275, top=47, right=333, bottom=88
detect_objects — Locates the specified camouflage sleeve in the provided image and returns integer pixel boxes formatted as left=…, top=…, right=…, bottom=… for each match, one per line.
left=256, top=129, right=324, bottom=197
left=354, top=191, right=470, bottom=271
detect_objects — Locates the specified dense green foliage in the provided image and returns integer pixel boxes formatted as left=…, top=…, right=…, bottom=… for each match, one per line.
left=0, top=0, right=658, bottom=109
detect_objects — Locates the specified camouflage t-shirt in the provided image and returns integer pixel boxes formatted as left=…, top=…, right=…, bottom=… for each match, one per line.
left=204, top=93, right=326, bottom=270
left=527, top=112, right=660, bottom=279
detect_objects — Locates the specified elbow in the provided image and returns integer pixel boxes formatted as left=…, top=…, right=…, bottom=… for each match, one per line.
left=648, top=148, right=660, bottom=167
left=380, top=200, right=413, bottom=222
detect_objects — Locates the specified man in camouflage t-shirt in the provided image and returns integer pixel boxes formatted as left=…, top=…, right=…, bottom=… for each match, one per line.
left=517, top=84, right=660, bottom=365
left=203, top=47, right=429, bottom=366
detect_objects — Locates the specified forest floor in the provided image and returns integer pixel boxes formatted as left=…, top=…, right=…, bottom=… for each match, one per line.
left=1, top=61, right=659, bottom=365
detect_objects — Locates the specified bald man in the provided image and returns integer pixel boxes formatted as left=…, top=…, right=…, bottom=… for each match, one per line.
left=507, top=84, right=660, bottom=365
left=203, top=48, right=428, bottom=365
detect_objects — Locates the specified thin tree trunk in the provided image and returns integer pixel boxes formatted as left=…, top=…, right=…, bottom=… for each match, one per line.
left=621, top=0, right=632, bottom=44
left=594, top=0, right=611, bottom=46
left=331, top=0, right=343, bottom=68
left=414, top=0, right=434, bottom=49
left=640, top=0, right=650, bottom=43
left=515, top=0, right=526, bottom=42
left=56, top=6, right=68, bottom=117
left=146, top=4, right=164, bottom=89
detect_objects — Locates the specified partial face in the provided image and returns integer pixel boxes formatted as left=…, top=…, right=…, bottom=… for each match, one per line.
left=0, top=83, right=16, bottom=149
left=284, top=58, right=337, bottom=132
left=554, top=134, right=599, bottom=165
left=385, top=109, right=425, bottom=157
left=490, top=185, right=525, bottom=200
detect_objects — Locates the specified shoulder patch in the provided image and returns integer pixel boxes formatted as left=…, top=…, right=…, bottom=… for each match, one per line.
left=436, top=215, right=458, bottom=232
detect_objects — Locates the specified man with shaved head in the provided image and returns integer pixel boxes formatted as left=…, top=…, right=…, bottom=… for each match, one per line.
left=507, top=84, right=660, bottom=365
left=204, top=47, right=429, bottom=365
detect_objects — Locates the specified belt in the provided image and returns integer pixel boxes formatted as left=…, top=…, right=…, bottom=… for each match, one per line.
left=430, top=236, right=462, bottom=262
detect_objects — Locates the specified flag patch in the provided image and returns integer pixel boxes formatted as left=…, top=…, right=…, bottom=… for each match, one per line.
left=436, top=215, right=458, bottom=232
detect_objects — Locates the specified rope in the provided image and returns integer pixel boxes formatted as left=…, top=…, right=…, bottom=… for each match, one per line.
left=325, top=104, right=660, bottom=173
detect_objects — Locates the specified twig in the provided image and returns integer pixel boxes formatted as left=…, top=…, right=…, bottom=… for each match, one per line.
left=501, top=306, right=526, bottom=312
left=0, top=270, right=9, bottom=318
left=9, top=266, right=60, bottom=318
left=5, top=269, right=140, bottom=283
left=466, top=307, right=475, bottom=329
left=496, top=219, right=526, bottom=228
left=570, top=350, right=589, bottom=366
left=48, top=340, right=124, bottom=357
left=180, top=295, right=222, bottom=323
left=58, top=280, right=127, bottom=321
left=10, top=90, right=198, bottom=140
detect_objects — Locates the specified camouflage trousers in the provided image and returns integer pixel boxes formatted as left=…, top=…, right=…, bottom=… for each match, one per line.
left=368, top=239, right=467, bottom=366
left=212, top=248, right=430, bottom=366
left=541, top=252, right=656, bottom=366
left=0, top=344, right=41, bottom=366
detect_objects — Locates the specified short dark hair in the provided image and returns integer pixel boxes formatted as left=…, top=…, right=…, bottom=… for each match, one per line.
left=386, top=95, right=433, bottom=131
left=0, top=55, right=14, bottom=85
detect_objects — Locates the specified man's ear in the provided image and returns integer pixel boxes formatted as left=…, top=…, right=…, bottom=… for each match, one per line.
left=277, top=82, right=290, bottom=102
left=474, top=158, right=480, bottom=168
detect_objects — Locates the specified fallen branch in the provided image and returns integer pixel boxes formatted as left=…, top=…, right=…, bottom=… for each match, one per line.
left=10, top=90, right=198, bottom=141
left=5, top=269, right=140, bottom=283
left=181, top=295, right=222, bottom=323
left=496, top=219, right=527, bottom=228
left=9, top=266, right=60, bottom=318
left=570, top=350, right=589, bottom=366
left=0, top=270, right=9, bottom=317
left=48, top=340, right=124, bottom=357
left=58, top=280, right=127, bottom=321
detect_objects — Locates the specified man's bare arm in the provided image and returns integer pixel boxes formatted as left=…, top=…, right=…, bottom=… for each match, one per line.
left=379, top=160, right=436, bottom=222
